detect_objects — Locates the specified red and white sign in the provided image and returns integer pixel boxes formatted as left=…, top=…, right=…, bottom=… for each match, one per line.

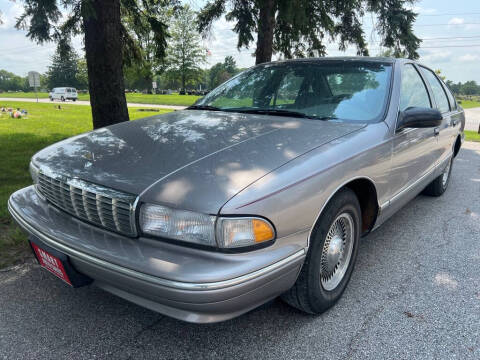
left=31, top=243, right=72, bottom=285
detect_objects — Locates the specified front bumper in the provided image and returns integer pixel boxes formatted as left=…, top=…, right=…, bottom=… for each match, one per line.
left=8, top=186, right=306, bottom=323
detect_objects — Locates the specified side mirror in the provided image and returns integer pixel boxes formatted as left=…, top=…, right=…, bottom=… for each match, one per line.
left=397, top=107, right=443, bottom=131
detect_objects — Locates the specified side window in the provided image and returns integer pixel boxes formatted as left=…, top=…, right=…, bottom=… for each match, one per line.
left=420, top=67, right=450, bottom=113
left=273, top=72, right=304, bottom=106
left=400, top=64, right=431, bottom=111
left=443, top=84, right=457, bottom=111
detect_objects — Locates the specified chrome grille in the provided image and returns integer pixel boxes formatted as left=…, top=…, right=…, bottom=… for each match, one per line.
left=37, top=172, right=137, bottom=237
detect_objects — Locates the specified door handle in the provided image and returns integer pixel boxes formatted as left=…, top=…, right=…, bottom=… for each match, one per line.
left=434, top=127, right=440, bottom=136
left=452, top=119, right=458, bottom=126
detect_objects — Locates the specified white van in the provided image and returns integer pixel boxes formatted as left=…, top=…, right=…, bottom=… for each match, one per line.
left=49, top=87, right=78, bottom=102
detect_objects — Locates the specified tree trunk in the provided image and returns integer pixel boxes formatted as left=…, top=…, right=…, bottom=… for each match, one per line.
left=255, top=0, right=276, bottom=65
left=83, top=0, right=129, bottom=129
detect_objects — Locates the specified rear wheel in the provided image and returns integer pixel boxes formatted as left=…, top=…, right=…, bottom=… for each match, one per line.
left=423, top=156, right=453, bottom=197
left=282, top=188, right=361, bottom=314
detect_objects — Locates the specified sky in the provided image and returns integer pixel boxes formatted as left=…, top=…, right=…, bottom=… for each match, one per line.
left=1, top=0, right=480, bottom=83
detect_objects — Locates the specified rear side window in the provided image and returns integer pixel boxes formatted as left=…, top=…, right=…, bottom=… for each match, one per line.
left=443, top=84, right=457, bottom=111
left=399, top=64, right=431, bottom=111
left=420, top=67, right=450, bottom=113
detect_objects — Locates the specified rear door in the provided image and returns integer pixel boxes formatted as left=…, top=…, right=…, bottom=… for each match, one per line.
left=418, top=67, right=456, bottom=165
left=389, top=63, right=439, bottom=199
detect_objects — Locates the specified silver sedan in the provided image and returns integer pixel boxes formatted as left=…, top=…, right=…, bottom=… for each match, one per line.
left=9, top=57, right=465, bottom=323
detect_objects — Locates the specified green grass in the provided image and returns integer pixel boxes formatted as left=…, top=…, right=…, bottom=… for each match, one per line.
left=457, top=99, right=480, bottom=109
left=465, top=130, right=480, bottom=142
left=0, top=91, right=200, bottom=106
left=0, top=100, right=171, bottom=268
left=0, top=92, right=50, bottom=99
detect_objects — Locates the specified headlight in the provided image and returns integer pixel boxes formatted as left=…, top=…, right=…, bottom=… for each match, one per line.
left=139, top=203, right=275, bottom=249
left=29, top=161, right=39, bottom=185
left=140, top=204, right=217, bottom=246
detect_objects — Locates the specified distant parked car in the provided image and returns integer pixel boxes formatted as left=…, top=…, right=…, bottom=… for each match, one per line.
left=49, top=87, right=78, bottom=102
left=9, top=57, right=465, bottom=324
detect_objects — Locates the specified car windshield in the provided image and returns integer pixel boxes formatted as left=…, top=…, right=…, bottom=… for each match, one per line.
left=194, top=61, right=392, bottom=122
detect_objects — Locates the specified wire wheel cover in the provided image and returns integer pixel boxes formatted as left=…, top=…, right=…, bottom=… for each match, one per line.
left=320, top=213, right=355, bottom=291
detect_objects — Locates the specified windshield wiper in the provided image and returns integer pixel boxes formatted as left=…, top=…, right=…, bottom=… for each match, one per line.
left=315, top=116, right=339, bottom=121
left=224, top=108, right=332, bottom=120
left=186, top=105, right=222, bottom=111
left=187, top=106, right=337, bottom=121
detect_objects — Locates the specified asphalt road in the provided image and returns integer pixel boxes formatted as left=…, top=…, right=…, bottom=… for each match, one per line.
left=1, top=142, right=479, bottom=360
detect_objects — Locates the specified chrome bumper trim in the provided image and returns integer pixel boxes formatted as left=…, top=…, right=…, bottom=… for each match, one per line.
left=8, top=198, right=305, bottom=291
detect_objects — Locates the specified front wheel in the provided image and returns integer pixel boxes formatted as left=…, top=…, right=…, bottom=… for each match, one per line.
left=61, top=96, right=65, bottom=102
left=423, top=156, right=453, bottom=197
left=282, top=188, right=361, bottom=314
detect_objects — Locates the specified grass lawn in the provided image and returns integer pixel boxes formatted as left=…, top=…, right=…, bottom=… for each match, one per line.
left=465, top=130, right=480, bottom=142
left=0, top=101, right=171, bottom=268
left=458, top=99, right=480, bottom=109
left=0, top=91, right=200, bottom=107
left=0, top=92, right=50, bottom=99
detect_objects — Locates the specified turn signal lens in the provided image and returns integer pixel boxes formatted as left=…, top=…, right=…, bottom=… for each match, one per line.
left=217, top=217, right=275, bottom=248
left=252, top=219, right=275, bottom=243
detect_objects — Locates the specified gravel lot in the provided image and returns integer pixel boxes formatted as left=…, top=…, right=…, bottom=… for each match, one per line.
left=1, top=142, right=479, bottom=360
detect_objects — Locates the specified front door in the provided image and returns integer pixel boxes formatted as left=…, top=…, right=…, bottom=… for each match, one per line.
left=387, top=63, right=440, bottom=208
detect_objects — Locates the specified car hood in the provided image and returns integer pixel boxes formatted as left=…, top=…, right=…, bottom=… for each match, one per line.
left=33, top=110, right=366, bottom=213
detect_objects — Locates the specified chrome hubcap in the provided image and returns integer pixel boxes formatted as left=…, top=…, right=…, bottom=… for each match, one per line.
left=320, top=213, right=354, bottom=291
left=442, top=159, right=451, bottom=188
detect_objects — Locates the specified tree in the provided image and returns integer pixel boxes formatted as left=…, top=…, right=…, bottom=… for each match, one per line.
left=16, top=0, right=173, bottom=129
left=124, top=61, right=155, bottom=91
left=461, top=81, right=480, bottom=96
left=198, top=0, right=421, bottom=65
left=75, top=59, right=89, bottom=89
left=223, top=55, right=237, bottom=73
left=0, top=70, right=28, bottom=92
left=165, top=5, right=206, bottom=91
left=208, top=56, right=239, bottom=89
left=45, top=43, right=79, bottom=89
left=435, top=69, right=446, bottom=82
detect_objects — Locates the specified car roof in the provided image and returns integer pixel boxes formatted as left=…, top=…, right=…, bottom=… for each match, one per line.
left=261, top=56, right=413, bottom=66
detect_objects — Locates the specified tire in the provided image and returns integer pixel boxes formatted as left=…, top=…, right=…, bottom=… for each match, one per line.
left=61, top=96, right=65, bottom=102
left=282, top=188, right=361, bottom=314
left=423, top=156, right=453, bottom=197
left=73, top=98, right=76, bottom=102
left=49, top=97, right=53, bottom=102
